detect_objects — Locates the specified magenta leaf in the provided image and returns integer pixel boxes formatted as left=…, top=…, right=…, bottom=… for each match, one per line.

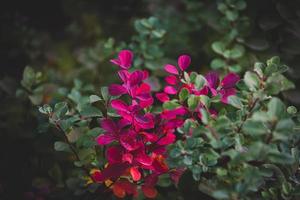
left=178, top=55, right=191, bottom=71
left=109, top=84, right=127, bottom=96
left=164, top=64, right=179, bottom=75
left=97, top=163, right=130, bottom=182
left=164, top=86, right=177, bottom=95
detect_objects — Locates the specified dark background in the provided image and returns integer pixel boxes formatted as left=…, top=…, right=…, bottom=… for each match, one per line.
left=1, top=0, right=300, bottom=199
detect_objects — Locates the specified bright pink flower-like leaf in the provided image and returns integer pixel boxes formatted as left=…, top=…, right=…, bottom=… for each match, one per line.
left=120, top=131, right=141, bottom=151
left=165, top=75, right=177, bottom=85
left=136, top=153, right=153, bottom=166
left=96, top=134, right=116, bottom=145
left=170, top=168, right=185, bottom=186
left=97, top=162, right=130, bottom=182
left=205, top=72, right=220, bottom=89
left=205, top=71, right=239, bottom=103
left=122, top=153, right=133, bottom=164
left=164, top=64, right=179, bottom=75
left=141, top=185, right=158, bottom=199
left=106, top=146, right=123, bottom=164
left=220, top=88, right=237, bottom=103
left=130, top=167, right=141, bottom=181
left=221, top=73, right=240, bottom=89
left=157, top=133, right=176, bottom=145
left=101, top=118, right=117, bottom=133
left=129, top=70, right=145, bottom=87
left=110, top=50, right=133, bottom=69
left=144, top=174, right=159, bottom=187
left=178, top=55, right=191, bottom=71
left=156, top=92, right=169, bottom=102
left=109, top=84, right=127, bottom=96
left=118, top=70, right=130, bottom=82
left=164, top=86, right=177, bottom=95
left=134, top=114, right=155, bottom=129
left=111, top=99, right=128, bottom=112
left=161, top=106, right=187, bottom=120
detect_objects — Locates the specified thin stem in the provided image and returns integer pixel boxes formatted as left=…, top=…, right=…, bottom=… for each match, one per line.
left=236, top=98, right=259, bottom=133
left=54, top=121, right=95, bottom=182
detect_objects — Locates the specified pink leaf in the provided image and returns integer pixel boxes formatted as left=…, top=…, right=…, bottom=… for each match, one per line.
left=221, top=73, right=240, bottom=89
left=130, top=167, right=141, bottom=181
left=118, top=70, right=130, bottom=82
left=136, top=153, right=153, bottom=166
left=122, top=153, right=133, bottom=163
left=120, top=132, right=140, bottom=151
left=164, top=86, right=177, bottom=95
left=97, top=163, right=130, bottom=182
left=178, top=55, right=191, bottom=71
left=100, top=118, right=118, bottom=133
left=164, top=64, right=179, bottom=75
left=110, top=50, right=133, bottom=69
left=157, top=133, right=176, bottom=145
left=96, top=134, right=115, bottom=145
left=220, top=88, right=237, bottom=103
left=155, top=92, right=169, bottom=102
left=165, top=75, right=177, bottom=85
left=129, top=70, right=144, bottom=87
left=108, top=84, right=127, bottom=96
left=106, top=146, right=123, bottom=164
left=205, top=72, right=220, bottom=89
left=111, top=99, right=128, bottom=112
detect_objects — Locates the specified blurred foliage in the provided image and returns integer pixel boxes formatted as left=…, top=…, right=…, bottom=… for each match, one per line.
left=1, top=0, right=300, bottom=199
left=168, top=57, right=299, bottom=199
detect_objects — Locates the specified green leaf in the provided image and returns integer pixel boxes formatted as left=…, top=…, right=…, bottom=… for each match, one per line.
left=223, top=44, right=245, bottom=59
left=212, top=41, right=226, bottom=55
left=191, top=165, right=201, bottom=181
left=229, top=64, right=242, bottom=73
left=163, top=100, right=180, bottom=110
left=267, top=98, right=285, bottom=120
left=194, top=75, right=206, bottom=90
left=184, top=71, right=190, bottom=83
left=267, top=56, right=280, bottom=66
left=58, top=119, right=73, bottom=132
left=54, top=141, right=71, bottom=152
left=200, top=108, right=209, bottom=125
left=179, top=88, right=189, bottom=102
left=199, top=95, right=210, bottom=108
left=254, top=62, right=265, bottom=78
left=228, top=96, right=243, bottom=109
left=152, top=30, right=166, bottom=38
left=235, top=1, right=247, bottom=10
left=54, top=102, right=68, bottom=118
left=225, top=10, right=239, bottom=21
left=243, top=120, right=268, bottom=136
left=268, top=152, right=294, bottom=164
left=183, top=155, right=193, bottom=165
left=89, top=95, right=102, bottom=103
left=287, top=106, right=297, bottom=115
left=266, top=73, right=295, bottom=95
left=212, top=190, right=230, bottom=199
left=187, top=72, right=197, bottom=83
left=199, top=149, right=219, bottom=166
left=39, top=104, right=52, bottom=115
left=187, top=95, right=199, bottom=110
left=244, top=71, right=260, bottom=91
left=265, top=57, right=281, bottom=76
left=21, top=66, right=35, bottom=89
left=80, top=105, right=103, bottom=118
left=101, top=87, right=109, bottom=101
left=282, top=181, right=292, bottom=195
left=170, top=148, right=182, bottom=158
left=211, top=58, right=226, bottom=69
